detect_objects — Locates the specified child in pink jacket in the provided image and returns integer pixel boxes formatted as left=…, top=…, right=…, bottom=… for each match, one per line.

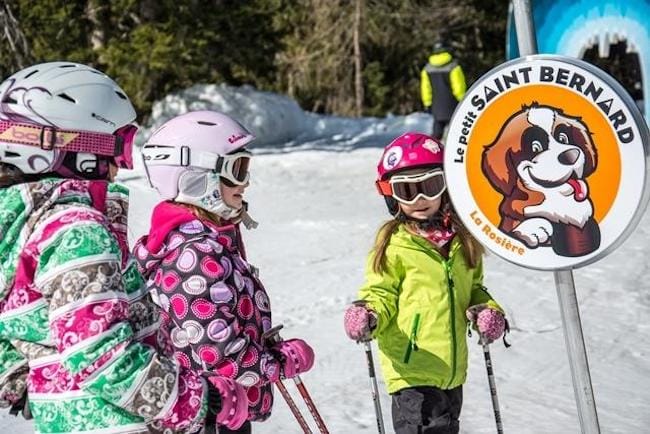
left=0, top=62, right=245, bottom=434
left=134, top=111, right=315, bottom=434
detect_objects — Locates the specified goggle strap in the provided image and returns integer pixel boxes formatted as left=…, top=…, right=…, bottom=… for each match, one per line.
left=0, top=120, right=123, bottom=157
left=376, top=180, right=393, bottom=196
left=143, top=145, right=249, bottom=174
left=215, top=156, right=224, bottom=174
left=180, top=146, right=190, bottom=166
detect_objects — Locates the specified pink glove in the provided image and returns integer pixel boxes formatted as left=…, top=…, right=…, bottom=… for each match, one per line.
left=343, top=303, right=377, bottom=342
left=466, top=304, right=505, bottom=344
left=273, top=338, right=315, bottom=379
left=207, top=376, right=249, bottom=430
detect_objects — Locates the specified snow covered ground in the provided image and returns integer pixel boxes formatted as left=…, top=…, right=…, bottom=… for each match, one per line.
left=3, top=85, right=650, bottom=433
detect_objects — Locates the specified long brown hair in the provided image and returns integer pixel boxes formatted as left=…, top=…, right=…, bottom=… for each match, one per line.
left=371, top=196, right=484, bottom=274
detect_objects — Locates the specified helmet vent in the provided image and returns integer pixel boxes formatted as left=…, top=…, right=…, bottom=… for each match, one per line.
left=24, top=70, right=38, bottom=79
left=57, top=93, right=76, bottom=103
left=4, top=151, right=20, bottom=158
left=115, top=91, right=127, bottom=100
left=2, top=95, right=17, bottom=104
left=197, top=121, right=217, bottom=126
left=58, top=64, right=77, bottom=68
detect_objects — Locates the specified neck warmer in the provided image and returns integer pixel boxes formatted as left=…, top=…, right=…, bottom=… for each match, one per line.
left=415, top=224, right=456, bottom=249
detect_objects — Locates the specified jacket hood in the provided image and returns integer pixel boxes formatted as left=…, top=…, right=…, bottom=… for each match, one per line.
left=134, top=201, right=198, bottom=281
left=0, top=178, right=125, bottom=299
left=143, top=201, right=198, bottom=254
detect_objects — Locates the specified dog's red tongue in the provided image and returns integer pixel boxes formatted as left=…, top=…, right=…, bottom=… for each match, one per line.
left=568, top=179, right=587, bottom=201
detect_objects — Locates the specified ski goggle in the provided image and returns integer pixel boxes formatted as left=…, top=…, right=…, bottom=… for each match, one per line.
left=216, top=150, right=251, bottom=186
left=376, top=169, right=446, bottom=204
left=142, top=144, right=252, bottom=186
left=0, top=119, right=138, bottom=169
left=113, top=124, right=138, bottom=169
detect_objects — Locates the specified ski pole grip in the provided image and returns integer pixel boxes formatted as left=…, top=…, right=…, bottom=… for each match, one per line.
left=262, top=324, right=284, bottom=346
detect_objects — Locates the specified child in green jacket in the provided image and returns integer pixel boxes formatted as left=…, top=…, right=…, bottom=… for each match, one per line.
left=344, top=132, right=506, bottom=434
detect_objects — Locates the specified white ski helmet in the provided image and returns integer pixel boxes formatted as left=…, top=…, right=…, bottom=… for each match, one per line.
left=0, top=61, right=137, bottom=176
left=142, top=111, right=255, bottom=221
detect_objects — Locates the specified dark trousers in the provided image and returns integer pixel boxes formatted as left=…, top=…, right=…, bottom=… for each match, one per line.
left=432, top=120, right=447, bottom=140
left=216, top=421, right=251, bottom=434
left=391, top=386, right=463, bottom=434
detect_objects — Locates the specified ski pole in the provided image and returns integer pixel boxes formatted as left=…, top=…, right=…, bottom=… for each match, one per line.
left=292, top=376, right=330, bottom=434
left=275, top=377, right=314, bottom=434
left=264, top=325, right=330, bottom=434
left=261, top=325, right=313, bottom=433
left=481, top=337, right=504, bottom=434
left=363, top=341, right=386, bottom=434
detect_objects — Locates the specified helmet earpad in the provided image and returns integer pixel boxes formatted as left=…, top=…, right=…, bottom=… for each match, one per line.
left=384, top=196, right=400, bottom=217
left=178, top=170, right=210, bottom=198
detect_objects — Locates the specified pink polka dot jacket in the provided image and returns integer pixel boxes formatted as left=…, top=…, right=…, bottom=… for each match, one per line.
left=134, top=201, right=276, bottom=422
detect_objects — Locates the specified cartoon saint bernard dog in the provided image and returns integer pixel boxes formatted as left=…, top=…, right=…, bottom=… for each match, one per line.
left=482, top=103, right=601, bottom=257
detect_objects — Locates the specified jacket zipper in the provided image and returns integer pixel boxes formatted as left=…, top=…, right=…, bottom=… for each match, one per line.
left=444, top=259, right=458, bottom=388
left=410, top=235, right=460, bottom=384
left=403, top=313, right=421, bottom=364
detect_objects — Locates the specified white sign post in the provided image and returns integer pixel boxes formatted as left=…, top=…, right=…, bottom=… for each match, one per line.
left=445, top=1, right=650, bottom=432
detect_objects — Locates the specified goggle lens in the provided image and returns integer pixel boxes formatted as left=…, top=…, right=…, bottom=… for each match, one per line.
left=113, top=124, right=138, bottom=169
left=231, top=155, right=250, bottom=182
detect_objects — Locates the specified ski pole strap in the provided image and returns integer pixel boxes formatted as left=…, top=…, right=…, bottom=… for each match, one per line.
left=0, top=120, right=122, bottom=156
left=502, top=318, right=511, bottom=348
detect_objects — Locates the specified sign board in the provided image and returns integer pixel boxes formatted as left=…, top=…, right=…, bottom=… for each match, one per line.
left=445, top=55, right=650, bottom=270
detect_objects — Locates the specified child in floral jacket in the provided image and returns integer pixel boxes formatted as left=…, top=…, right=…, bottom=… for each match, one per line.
left=135, top=111, right=315, bottom=434
left=0, top=63, right=245, bottom=433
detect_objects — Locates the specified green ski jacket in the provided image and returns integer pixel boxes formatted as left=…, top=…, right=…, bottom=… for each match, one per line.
left=359, top=224, right=501, bottom=393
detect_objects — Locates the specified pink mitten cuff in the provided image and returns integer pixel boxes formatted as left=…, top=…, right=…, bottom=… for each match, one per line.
left=207, top=376, right=249, bottom=430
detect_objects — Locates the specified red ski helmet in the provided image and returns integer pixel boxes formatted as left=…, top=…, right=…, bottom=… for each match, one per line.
left=376, top=132, right=444, bottom=181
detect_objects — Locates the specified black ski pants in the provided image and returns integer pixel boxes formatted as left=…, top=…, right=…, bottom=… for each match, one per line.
left=216, top=421, right=251, bottom=434
left=391, top=385, right=463, bottom=434
left=432, top=119, right=447, bottom=140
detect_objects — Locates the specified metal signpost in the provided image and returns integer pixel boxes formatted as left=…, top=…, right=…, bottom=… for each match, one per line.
left=444, top=1, right=650, bottom=432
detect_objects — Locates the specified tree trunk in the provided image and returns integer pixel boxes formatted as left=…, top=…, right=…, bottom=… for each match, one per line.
left=0, top=3, right=31, bottom=70
left=353, top=0, right=364, bottom=117
left=85, top=0, right=107, bottom=58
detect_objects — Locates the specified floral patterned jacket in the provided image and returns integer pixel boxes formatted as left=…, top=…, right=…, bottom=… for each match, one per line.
left=133, top=202, right=276, bottom=423
left=0, top=179, right=210, bottom=434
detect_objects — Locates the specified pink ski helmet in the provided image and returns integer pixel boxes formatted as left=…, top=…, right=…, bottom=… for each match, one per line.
left=376, top=132, right=445, bottom=216
left=377, top=132, right=444, bottom=181
left=142, top=111, right=255, bottom=218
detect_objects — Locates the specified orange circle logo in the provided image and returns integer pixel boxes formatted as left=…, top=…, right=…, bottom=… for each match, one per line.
left=445, top=56, right=649, bottom=270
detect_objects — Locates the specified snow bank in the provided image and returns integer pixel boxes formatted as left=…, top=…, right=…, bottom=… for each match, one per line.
left=137, top=83, right=433, bottom=151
